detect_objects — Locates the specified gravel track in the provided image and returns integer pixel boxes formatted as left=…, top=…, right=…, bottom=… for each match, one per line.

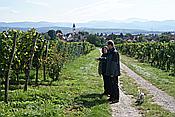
left=121, top=63, right=175, bottom=113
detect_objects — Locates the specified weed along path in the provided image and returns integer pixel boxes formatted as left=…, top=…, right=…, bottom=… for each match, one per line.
left=121, top=63, right=175, bottom=113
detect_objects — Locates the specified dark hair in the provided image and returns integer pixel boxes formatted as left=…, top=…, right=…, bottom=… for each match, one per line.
left=102, top=46, right=108, bottom=53
left=107, top=40, right=114, bottom=47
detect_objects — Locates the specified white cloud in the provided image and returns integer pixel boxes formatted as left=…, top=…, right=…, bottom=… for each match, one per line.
left=65, top=0, right=108, bottom=14
left=10, top=9, right=20, bottom=14
left=0, top=6, right=19, bottom=14
left=0, top=6, right=9, bottom=10
left=1, top=0, right=175, bottom=22
left=60, top=0, right=134, bottom=22
left=25, top=0, right=49, bottom=7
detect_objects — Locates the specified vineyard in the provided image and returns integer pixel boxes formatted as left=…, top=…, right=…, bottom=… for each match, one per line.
left=116, top=42, right=175, bottom=76
left=1, top=28, right=175, bottom=116
left=0, top=29, right=95, bottom=103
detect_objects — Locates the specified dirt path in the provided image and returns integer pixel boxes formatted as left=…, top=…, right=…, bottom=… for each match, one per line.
left=121, top=63, right=175, bottom=113
left=111, top=87, right=142, bottom=117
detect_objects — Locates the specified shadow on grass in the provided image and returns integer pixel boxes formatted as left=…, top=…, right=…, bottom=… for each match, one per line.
left=73, top=93, right=107, bottom=108
left=1, top=80, right=58, bottom=89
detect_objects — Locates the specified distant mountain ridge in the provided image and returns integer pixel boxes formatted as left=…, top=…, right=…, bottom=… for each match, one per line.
left=0, top=19, right=175, bottom=33
left=0, top=26, right=162, bottom=34
left=0, top=21, right=72, bottom=28
left=80, top=20, right=175, bottom=31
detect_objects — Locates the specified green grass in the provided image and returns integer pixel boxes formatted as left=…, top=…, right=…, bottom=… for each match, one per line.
left=120, top=71, right=175, bottom=117
left=120, top=54, right=175, bottom=98
left=0, top=49, right=111, bottom=117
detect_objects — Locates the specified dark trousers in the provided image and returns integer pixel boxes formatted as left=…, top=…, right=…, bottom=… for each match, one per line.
left=109, top=76, right=119, bottom=100
left=102, top=75, right=110, bottom=95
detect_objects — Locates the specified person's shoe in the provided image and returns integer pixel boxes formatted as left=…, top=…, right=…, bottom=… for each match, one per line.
left=104, top=92, right=111, bottom=96
left=107, top=98, right=113, bottom=102
left=110, top=99, right=119, bottom=104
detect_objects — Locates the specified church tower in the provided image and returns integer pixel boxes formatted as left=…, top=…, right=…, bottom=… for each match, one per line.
left=73, top=23, right=76, bottom=33
left=72, top=23, right=76, bottom=40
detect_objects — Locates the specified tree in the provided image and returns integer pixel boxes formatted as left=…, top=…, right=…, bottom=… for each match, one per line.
left=119, top=33, right=124, bottom=39
left=48, top=30, right=56, bottom=40
left=125, top=33, right=132, bottom=37
left=114, top=38, right=124, bottom=44
left=86, top=34, right=105, bottom=47
left=56, top=30, right=63, bottom=34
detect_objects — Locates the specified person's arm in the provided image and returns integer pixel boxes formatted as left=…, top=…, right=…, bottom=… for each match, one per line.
left=96, top=57, right=107, bottom=61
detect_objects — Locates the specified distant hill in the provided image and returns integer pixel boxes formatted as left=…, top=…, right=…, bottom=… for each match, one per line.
left=0, top=26, right=162, bottom=34
left=0, top=21, right=72, bottom=28
left=80, top=20, right=175, bottom=31
left=0, top=27, right=73, bottom=34
left=1, top=19, right=175, bottom=33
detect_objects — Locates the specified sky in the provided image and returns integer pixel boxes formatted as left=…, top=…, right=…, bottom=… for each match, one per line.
left=0, top=0, right=175, bottom=23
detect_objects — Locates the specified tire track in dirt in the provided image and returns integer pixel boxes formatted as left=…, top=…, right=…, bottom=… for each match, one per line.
left=121, top=63, right=175, bottom=113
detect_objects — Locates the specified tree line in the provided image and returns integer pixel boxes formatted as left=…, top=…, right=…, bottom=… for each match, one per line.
left=85, top=32, right=175, bottom=47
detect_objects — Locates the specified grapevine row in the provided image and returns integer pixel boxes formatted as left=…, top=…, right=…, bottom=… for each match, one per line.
left=0, top=29, right=95, bottom=102
left=116, top=42, right=175, bottom=76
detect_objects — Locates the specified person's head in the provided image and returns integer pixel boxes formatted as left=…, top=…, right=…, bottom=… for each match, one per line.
left=107, top=40, right=115, bottom=49
left=102, top=46, right=108, bottom=54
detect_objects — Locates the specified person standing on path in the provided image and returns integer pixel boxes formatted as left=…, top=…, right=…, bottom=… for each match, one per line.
left=106, top=40, right=120, bottom=103
left=97, top=46, right=110, bottom=96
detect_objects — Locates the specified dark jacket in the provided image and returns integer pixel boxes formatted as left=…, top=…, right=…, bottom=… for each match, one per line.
left=98, top=53, right=107, bottom=75
left=105, top=48, right=120, bottom=76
